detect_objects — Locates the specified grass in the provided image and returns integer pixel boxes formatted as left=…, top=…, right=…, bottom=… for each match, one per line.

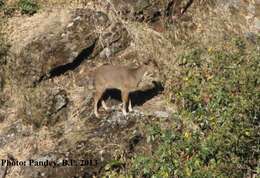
left=0, top=15, right=9, bottom=91
left=1, top=0, right=259, bottom=177
left=128, top=36, right=259, bottom=178
left=0, top=35, right=9, bottom=65
left=102, top=35, right=260, bottom=178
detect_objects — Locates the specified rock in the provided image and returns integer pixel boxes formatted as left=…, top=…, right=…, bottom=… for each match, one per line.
left=17, top=152, right=101, bottom=178
left=11, top=8, right=130, bottom=87
left=98, top=110, right=144, bottom=133
left=21, top=88, right=69, bottom=128
left=254, top=18, right=260, bottom=32
left=99, top=22, right=130, bottom=59
left=110, top=0, right=159, bottom=22
left=52, top=90, right=68, bottom=113
left=0, top=161, right=7, bottom=178
left=20, top=154, right=78, bottom=178
left=244, top=32, right=257, bottom=44
left=215, top=0, right=260, bottom=34
left=0, top=120, right=25, bottom=148
left=109, top=0, right=192, bottom=24
left=153, top=111, right=170, bottom=118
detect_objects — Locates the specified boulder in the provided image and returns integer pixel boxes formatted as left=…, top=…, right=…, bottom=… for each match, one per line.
left=21, top=88, right=69, bottom=129
left=109, top=0, right=191, bottom=22
left=11, top=8, right=130, bottom=87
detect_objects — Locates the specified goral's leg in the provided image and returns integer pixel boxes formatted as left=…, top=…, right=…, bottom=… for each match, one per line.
left=128, top=98, right=133, bottom=112
left=94, top=91, right=103, bottom=118
left=121, top=91, right=129, bottom=116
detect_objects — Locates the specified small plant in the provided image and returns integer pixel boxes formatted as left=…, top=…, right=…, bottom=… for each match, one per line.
left=3, top=6, right=16, bottom=17
left=18, top=0, right=39, bottom=15
left=0, top=0, right=4, bottom=8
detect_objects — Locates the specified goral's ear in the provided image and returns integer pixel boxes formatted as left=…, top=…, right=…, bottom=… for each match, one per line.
left=143, top=59, right=159, bottom=69
left=143, top=71, right=149, bottom=77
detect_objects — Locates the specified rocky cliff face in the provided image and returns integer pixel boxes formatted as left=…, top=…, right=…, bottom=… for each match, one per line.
left=0, top=0, right=259, bottom=177
left=8, top=8, right=130, bottom=87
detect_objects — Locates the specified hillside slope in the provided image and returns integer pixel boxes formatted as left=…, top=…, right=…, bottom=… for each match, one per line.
left=0, top=0, right=259, bottom=177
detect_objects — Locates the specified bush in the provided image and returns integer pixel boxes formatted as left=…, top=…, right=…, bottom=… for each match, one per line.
left=18, top=0, right=39, bottom=15
left=130, top=36, right=260, bottom=177
left=0, top=0, right=4, bottom=8
left=0, top=0, right=39, bottom=17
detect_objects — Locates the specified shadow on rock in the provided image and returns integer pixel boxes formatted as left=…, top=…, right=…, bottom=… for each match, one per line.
left=131, top=81, right=164, bottom=106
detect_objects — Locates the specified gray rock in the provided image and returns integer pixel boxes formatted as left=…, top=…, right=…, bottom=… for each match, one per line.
left=0, top=163, right=7, bottom=178
left=103, top=110, right=143, bottom=127
left=21, top=89, right=69, bottom=128
left=99, top=47, right=113, bottom=58
left=53, top=90, right=68, bottom=113
left=109, top=0, right=188, bottom=24
left=244, top=32, right=257, bottom=44
left=154, top=111, right=170, bottom=118
left=99, top=22, right=130, bottom=58
left=254, top=18, right=260, bottom=31
left=12, top=9, right=130, bottom=87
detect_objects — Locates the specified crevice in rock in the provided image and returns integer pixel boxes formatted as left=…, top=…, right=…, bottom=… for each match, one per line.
left=38, top=41, right=97, bottom=84
left=165, top=0, right=174, bottom=16
left=171, top=0, right=194, bottom=20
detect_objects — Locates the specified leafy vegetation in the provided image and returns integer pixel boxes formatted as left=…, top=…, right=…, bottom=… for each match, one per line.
left=130, top=36, right=259, bottom=177
left=0, top=0, right=259, bottom=177
left=18, top=0, right=39, bottom=15
left=0, top=0, right=39, bottom=17
left=0, top=0, right=4, bottom=8
left=104, top=36, right=260, bottom=178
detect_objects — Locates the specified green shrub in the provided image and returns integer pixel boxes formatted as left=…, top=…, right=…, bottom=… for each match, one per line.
left=0, top=0, right=4, bottom=8
left=130, top=36, right=260, bottom=177
left=0, top=0, right=40, bottom=17
left=18, top=0, right=39, bottom=15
